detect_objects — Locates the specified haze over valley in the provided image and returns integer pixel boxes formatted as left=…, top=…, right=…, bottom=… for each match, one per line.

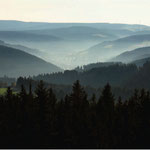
left=1, top=20, right=150, bottom=70
left=1, top=0, right=150, bottom=148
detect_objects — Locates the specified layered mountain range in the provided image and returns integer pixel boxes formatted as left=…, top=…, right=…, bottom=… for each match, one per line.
left=1, top=20, right=150, bottom=78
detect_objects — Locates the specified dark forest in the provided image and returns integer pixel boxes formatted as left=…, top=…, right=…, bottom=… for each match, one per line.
left=0, top=80, right=150, bottom=148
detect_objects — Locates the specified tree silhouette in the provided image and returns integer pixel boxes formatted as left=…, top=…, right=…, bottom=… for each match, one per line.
left=97, top=83, right=115, bottom=148
left=0, top=81, right=149, bottom=148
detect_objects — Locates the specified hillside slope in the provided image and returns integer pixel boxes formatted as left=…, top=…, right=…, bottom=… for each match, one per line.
left=0, top=45, right=62, bottom=77
left=111, top=47, right=150, bottom=63
left=73, top=34, right=150, bottom=65
left=27, top=26, right=118, bottom=41
left=0, top=31, right=61, bottom=42
left=131, top=57, right=150, bottom=67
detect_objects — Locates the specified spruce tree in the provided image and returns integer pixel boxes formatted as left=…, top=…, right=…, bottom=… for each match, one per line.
left=97, top=83, right=115, bottom=148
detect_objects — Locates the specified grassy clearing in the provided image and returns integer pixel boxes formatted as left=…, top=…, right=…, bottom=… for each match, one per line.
left=0, top=88, right=18, bottom=95
left=0, top=88, right=7, bottom=95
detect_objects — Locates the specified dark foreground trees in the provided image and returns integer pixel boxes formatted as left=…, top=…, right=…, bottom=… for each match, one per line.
left=0, top=80, right=150, bottom=148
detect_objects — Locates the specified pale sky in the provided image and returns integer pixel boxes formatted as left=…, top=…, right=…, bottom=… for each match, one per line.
left=0, top=0, right=150, bottom=25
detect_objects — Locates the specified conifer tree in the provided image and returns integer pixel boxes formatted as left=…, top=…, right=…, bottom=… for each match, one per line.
left=35, top=80, right=48, bottom=134
left=97, top=83, right=115, bottom=148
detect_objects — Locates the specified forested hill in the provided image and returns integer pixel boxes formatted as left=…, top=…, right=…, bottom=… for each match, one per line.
left=32, top=63, right=137, bottom=88
left=0, top=45, right=62, bottom=77
left=132, top=57, right=150, bottom=67
left=31, top=61, right=150, bottom=89
left=74, top=62, right=122, bottom=72
left=111, top=47, right=150, bottom=63
left=1, top=80, right=150, bottom=148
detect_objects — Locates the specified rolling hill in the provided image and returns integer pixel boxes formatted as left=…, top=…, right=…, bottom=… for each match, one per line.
left=0, top=40, right=43, bottom=56
left=0, top=45, right=63, bottom=77
left=131, top=57, right=150, bottom=67
left=74, top=62, right=122, bottom=72
left=115, top=34, right=150, bottom=43
left=111, top=47, right=150, bottom=63
left=0, top=31, right=62, bottom=42
left=27, top=26, right=118, bottom=41
left=72, top=34, right=150, bottom=65
left=33, top=63, right=137, bottom=88
left=0, top=20, right=149, bottom=31
left=1, top=20, right=150, bottom=69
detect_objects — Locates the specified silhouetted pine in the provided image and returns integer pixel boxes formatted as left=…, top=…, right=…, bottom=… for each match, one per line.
left=0, top=80, right=150, bottom=148
left=97, top=83, right=115, bottom=148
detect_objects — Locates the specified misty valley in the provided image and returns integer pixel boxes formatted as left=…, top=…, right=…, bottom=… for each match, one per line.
left=1, top=20, right=150, bottom=148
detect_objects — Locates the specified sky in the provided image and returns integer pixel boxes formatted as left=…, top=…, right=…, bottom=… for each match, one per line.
left=0, top=0, right=150, bottom=25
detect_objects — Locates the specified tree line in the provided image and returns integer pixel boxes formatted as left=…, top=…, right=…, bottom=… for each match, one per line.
left=0, top=80, right=150, bottom=148
left=33, top=63, right=138, bottom=88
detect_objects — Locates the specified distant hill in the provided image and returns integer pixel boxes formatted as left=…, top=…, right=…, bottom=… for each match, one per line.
left=0, top=40, right=43, bottom=56
left=111, top=47, right=150, bottom=63
left=0, top=45, right=63, bottom=77
left=133, top=30, right=150, bottom=35
left=115, top=34, right=150, bottom=43
left=125, top=61, right=150, bottom=89
left=72, top=34, right=150, bottom=65
left=27, top=26, right=118, bottom=41
left=87, top=34, right=150, bottom=55
left=33, top=63, right=137, bottom=88
left=0, top=20, right=149, bottom=31
left=75, top=62, right=122, bottom=72
left=1, top=20, right=150, bottom=68
left=131, top=57, right=150, bottom=67
left=0, top=31, right=61, bottom=42
left=33, top=61, right=150, bottom=90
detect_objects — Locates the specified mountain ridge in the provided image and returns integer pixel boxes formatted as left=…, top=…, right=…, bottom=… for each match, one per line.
left=0, top=45, right=63, bottom=77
